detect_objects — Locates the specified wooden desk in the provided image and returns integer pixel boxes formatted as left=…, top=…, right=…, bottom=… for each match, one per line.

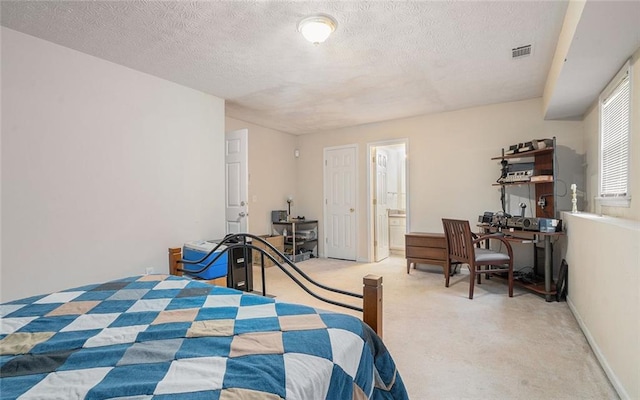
left=478, top=225, right=565, bottom=301
left=405, top=232, right=447, bottom=274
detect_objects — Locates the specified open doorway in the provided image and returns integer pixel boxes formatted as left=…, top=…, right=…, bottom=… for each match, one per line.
left=368, top=140, right=408, bottom=262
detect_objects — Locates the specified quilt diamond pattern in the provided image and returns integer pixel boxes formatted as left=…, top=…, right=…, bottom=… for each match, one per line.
left=0, top=275, right=408, bottom=399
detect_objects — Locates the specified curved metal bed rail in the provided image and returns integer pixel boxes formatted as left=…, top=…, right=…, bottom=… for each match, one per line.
left=174, top=233, right=364, bottom=312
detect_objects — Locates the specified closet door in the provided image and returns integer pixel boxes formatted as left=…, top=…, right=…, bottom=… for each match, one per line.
left=324, top=145, right=357, bottom=261
left=225, top=129, right=249, bottom=234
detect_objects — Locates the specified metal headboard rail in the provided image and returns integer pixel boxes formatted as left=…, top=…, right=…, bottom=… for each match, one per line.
left=176, top=233, right=364, bottom=312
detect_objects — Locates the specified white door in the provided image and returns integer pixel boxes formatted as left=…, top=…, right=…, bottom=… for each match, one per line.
left=225, top=129, right=249, bottom=234
left=374, top=148, right=390, bottom=261
left=324, top=146, right=357, bottom=260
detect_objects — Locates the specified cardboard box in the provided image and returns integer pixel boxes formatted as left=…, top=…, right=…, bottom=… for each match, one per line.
left=253, top=235, right=284, bottom=267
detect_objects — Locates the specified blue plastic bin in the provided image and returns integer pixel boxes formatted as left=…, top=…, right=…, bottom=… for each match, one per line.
left=182, top=241, right=228, bottom=280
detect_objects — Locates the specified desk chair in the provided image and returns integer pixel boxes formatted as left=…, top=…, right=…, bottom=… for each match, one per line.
left=442, top=218, right=514, bottom=299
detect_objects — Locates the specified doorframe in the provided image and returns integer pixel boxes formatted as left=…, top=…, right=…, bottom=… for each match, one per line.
left=322, top=144, right=359, bottom=260
left=366, top=138, right=409, bottom=262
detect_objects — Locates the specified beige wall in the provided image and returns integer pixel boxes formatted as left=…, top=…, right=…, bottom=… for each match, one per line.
left=296, top=98, right=585, bottom=261
left=1, top=28, right=226, bottom=301
left=225, top=117, right=297, bottom=236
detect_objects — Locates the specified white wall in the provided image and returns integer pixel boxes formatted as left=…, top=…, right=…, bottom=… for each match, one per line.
left=1, top=28, right=226, bottom=301
left=0, top=27, right=4, bottom=299
left=296, top=98, right=585, bottom=261
left=225, top=117, right=298, bottom=236
left=565, top=46, right=640, bottom=400
left=384, top=145, right=406, bottom=210
left=563, top=213, right=639, bottom=400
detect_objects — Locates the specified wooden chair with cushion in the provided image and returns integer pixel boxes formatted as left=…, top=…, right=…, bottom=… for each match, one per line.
left=441, top=218, right=514, bottom=299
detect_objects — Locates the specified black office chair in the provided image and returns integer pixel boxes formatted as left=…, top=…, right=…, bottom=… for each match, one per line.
left=442, top=218, right=514, bottom=299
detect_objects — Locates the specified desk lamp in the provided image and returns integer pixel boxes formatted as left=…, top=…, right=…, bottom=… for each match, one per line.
left=286, top=196, right=293, bottom=220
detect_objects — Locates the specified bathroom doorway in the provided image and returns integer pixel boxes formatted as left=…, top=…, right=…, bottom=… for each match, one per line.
left=368, top=140, right=408, bottom=262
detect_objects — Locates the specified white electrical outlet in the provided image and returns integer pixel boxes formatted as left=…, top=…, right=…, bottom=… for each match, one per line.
left=145, top=267, right=154, bottom=275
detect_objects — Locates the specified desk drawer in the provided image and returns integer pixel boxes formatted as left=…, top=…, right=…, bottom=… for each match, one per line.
left=405, top=235, right=446, bottom=248
left=406, top=246, right=447, bottom=260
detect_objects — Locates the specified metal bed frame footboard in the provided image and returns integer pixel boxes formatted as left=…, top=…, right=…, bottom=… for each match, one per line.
left=168, top=233, right=383, bottom=336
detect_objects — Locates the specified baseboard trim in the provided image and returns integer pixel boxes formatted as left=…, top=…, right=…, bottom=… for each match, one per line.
left=567, top=295, right=630, bottom=400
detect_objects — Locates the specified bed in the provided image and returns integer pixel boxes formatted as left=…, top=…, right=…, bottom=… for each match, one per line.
left=0, top=273, right=408, bottom=399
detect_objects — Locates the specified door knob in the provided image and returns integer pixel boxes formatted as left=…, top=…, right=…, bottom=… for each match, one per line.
left=240, top=201, right=246, bottom=206
left=350, top=208, right=355, bottom=212
left=239, top=212, right=247, bottom=217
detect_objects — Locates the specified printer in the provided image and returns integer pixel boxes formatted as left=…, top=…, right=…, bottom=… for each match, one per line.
left=295, top=229, right=316, bottom=240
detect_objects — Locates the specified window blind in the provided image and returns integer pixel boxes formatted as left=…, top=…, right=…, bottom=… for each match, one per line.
left=600, top=70, right=630, bottom=197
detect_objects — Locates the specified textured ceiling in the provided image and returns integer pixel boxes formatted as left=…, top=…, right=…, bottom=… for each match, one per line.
left=1, top=1, right=570, bottom=134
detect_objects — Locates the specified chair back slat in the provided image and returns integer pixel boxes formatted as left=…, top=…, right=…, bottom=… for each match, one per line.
left=442, top=219, right=474, bottom=264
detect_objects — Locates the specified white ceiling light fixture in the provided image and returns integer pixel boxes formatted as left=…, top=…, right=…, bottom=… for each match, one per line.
left=298, top=14, right=337, bottom=45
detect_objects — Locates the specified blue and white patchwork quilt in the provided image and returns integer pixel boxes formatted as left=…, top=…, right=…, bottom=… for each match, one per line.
left=0, top=275, right=408, bottom=399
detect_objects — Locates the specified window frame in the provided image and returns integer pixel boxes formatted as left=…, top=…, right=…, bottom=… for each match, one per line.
left=598, top=60, right=632, bottom=208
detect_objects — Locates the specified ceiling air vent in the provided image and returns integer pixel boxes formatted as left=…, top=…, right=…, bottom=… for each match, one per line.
left=512, top=45, right=532, bottom=59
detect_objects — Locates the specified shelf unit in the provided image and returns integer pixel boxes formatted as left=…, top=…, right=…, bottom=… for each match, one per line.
left=492, top=138, right=557, bottom=218
left=271, top=220, right=318, bottom=262
left=488, top=137, right=560, bottom=301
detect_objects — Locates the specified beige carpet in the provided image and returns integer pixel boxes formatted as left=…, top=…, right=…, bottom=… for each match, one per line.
left=252, top=255, right=618, bottom=400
